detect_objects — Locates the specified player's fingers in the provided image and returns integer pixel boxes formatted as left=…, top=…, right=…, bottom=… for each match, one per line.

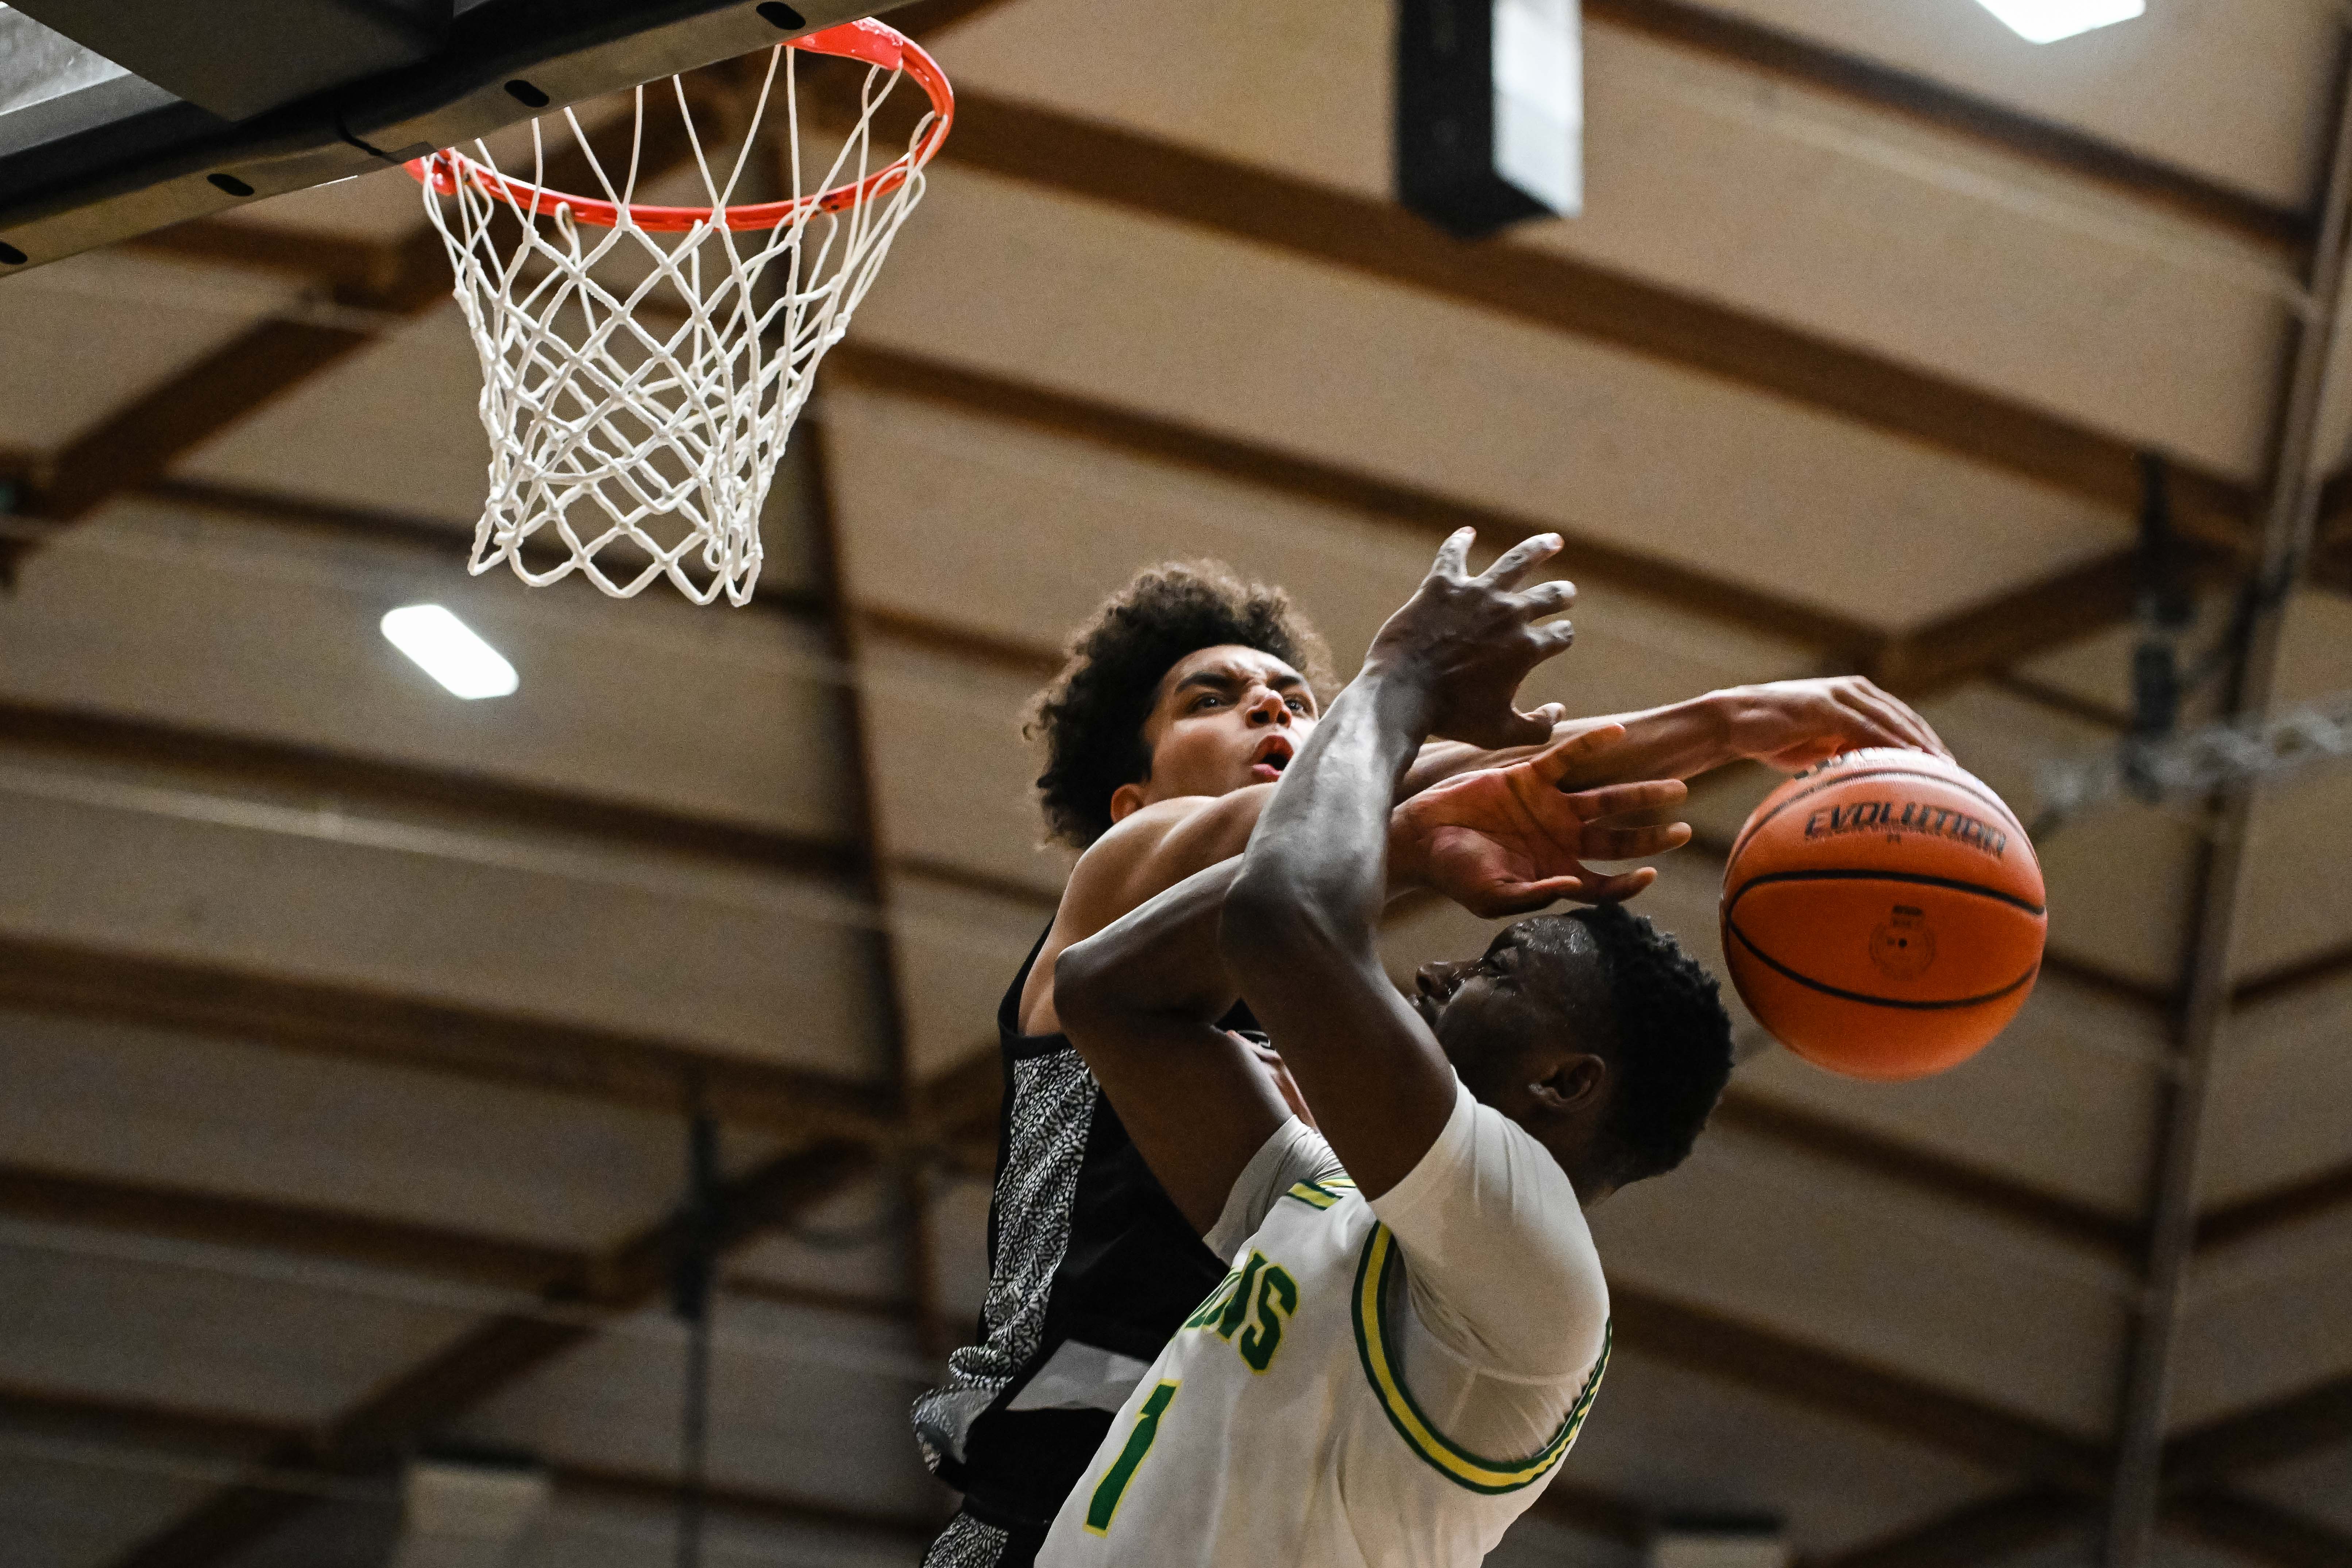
left=1515, top=578, right=1577, bottom=621
left=1575, top=866, right=1657, bottom=903
left=1432, top=526, right=1474, bottom=580
left=1840, top=685, right=1945, bottom=757
left=1480, top=532, right=1564, bottom=589
left=1582, top=822, right=1692, bottom=859
left=1562, top=777, right=1687, bottom=816
left=1529, top=722, right=1629, bottom=783
left=1529, top=618, right=1576, bottom=660
left=1475, top=875, right=1587, bottom=916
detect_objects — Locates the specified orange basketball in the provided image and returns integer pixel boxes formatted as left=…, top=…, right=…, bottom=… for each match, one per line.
left=1719, top=748, right=2046, bottom=1081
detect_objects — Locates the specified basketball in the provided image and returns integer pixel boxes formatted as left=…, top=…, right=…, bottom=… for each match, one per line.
left=1719, top=749, right=2047, bottom=1081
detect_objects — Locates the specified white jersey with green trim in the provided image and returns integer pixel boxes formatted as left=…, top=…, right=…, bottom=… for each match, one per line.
left=1036, top=1078, right=1611, bottom=1568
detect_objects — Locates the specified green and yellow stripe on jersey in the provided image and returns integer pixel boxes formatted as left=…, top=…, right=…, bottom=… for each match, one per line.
left=1350, top=1222, right=1609, bottom=1494
left=1282, top=1175, right=1358, bottom=1210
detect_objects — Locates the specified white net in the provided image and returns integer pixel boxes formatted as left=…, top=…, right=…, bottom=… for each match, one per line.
left=417, top=29, right=944, bottom=606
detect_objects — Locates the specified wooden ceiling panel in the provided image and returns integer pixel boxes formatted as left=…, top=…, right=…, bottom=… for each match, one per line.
left=1693, top=0, right=2339, bottom=209
left=0, top=761, right=885, bottom=1080
left=0, top=503, right=856, bottom=845
left=2232, top=767, right=2352, bottom=984
left=1587, top=1127, right=2133, bottom=1435
left=2168, top=1243, right=2352, bottom=1432
left=1565, top=1347, right=2005, bottom=1555
left=0, top=1453, right=220, bottom=1568
left=826, top=382, right=1815, bottom=717
left=511, top=1490, right=925, bottom=1568
left=2236, top=1440, right=2352, bottom=1542
left=0, top=1011, right=755, bottom=1252
left=853, top=633, right=1067, bottom=900
left=1920, top=682, right=2200, bottom=989
left=2200, top=973, right=2352, bottom=1209
left=167, top=303, right=498, bottom=525
left=1731, top=972, right=2163, bottom=1216
left=928, top=1174, right=993, bottom=1324
left=0, top=254, right=311, bottom=453
left=851, top=167, right=2132, bottom=629
left=885, top=868, right=1055, bottom=1083
left=726, top=1173, right=914, bottom=1308
left=934, top=0, right=2287, bottom=479
left=0, top=1224, right=482, bottom=1427
left=446, top=1298, right=945, bottom=1520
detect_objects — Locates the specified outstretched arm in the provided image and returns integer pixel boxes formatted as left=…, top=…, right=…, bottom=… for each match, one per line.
left=1401, top=676, right=1950, bottom=797
left=1054, top=725, right=1685, bottom=1229
left=1223, top=530, right=1579, bottom=1198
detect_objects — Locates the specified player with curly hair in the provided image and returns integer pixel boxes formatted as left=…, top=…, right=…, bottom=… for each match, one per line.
left=912, top=552, right=1947, bottom=1568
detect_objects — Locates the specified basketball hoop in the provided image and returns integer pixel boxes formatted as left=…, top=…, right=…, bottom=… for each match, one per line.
left=407, top=20, right=952, bottom=606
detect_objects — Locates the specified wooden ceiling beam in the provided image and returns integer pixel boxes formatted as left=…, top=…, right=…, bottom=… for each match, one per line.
left=1708, top=1093, right=2138, bottom=1258
left=2164, top=1488, right=2352, bottom=1568
left=0, top=1378, right=941, bottom=1543
left=105, top=1138, right=872, bottom=1568
left=1582, top=0, right=2308, bottom=252
left=830, top=344, right=1886, bottom=663
left=26, top=100, right=711, bottom=535
left=0, top=933, right=895, bottom=1146
left=2163, top=1371, right=2352, bottom=1492
left=0, top=1160, right=586, bottom=1296
left=1799, top=1489, right=2088, bottom=1568
left=0, top=697, right=863, bottom=882
left=134, top=476, right=829, bottom=623
left=1608, top=1287, right=2108, bottom=1491
left=1862, top=540, right=2239, bottom=698
left=2196, top=1159, right=2352, bottom=1252
left=926, top=89, right=2260, bottom=551
left=834, top=352, right=2210, bottom=709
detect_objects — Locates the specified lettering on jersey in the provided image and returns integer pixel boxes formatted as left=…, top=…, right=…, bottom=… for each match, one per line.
left=1237, top=1264, right=1299, bottom=1373
left=1182, top=1249, right=1301, bottom=1374
left=1083, top=1379, right=1180, bottom=1536
left=1182, top=1266, right=1243, bottom=1332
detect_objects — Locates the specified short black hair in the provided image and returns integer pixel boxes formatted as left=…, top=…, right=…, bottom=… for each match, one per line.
left=1541, top=905, right=1733, bottom=1186
left=1024, top=561, right=1332, bottom=847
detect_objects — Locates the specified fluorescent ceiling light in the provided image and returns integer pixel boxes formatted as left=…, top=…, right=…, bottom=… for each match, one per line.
left=381, top=605, right=518, bottom=699
left=1973, top=0, right=2144, bottom=44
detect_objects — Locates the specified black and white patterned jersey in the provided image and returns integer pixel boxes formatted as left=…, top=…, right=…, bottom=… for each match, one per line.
left=910, top=926, right=1249, bottom=1533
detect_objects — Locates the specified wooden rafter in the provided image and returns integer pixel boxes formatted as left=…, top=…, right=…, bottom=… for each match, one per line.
left=0, top=1380, right=939, bottom=1546
left=0, top=933, right=893, bottom=1145
left=827, top=347, right=2213, bottom=704
left=28, top=110, right=712, bottom=530
left=919, top=88, right=2260, bottom=551
left=796, top=410, right=953, bottom=1364
left=0, top=697, right=862, bottom=880
left=1804, top=1490, right=2087, bottom=1568
left=104, top=1139, right=871, bottom=1568
left=8, top=1147, right=2343, bottom=1568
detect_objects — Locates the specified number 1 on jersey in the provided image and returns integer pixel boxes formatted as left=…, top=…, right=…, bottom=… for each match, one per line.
left=1083, top=1380, right=1180, bottom=1535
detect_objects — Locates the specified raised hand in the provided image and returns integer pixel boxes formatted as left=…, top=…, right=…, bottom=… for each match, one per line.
left=1363, top=528, right=1576, bottom=750
left=1723, top=677, right=1951, bottom=771
left=1389, top=725, right=1692, bottom=916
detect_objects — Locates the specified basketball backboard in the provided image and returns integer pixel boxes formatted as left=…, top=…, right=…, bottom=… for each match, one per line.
left=0, top=0, right=902, bottom=272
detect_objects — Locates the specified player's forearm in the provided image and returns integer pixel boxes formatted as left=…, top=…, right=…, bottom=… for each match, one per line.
left=1226, top=672, right=1433, bottom=963
left=1056, top=857, right=1248, bottom=1035
left=1403, top=692, right=1745, bottom=794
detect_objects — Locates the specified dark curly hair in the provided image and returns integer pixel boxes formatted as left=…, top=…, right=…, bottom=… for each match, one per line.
left=1526, top=905, right=1733, bottom=1186
left=1026, top=561, right=1333, bottom=847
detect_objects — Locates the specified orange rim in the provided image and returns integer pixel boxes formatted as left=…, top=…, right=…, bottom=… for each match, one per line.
left=404, top=18, right=953, bottom=232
